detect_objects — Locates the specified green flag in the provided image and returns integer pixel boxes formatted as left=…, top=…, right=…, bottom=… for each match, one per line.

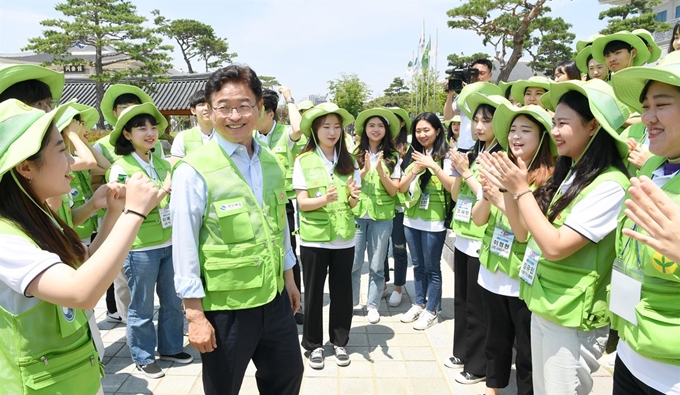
left=421, top=38, right=431, bottom=71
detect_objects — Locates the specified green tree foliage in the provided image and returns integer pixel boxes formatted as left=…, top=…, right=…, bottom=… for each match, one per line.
left=599, top=0, right=671, bottom=34
left=153, top=11, right=237, bottom=73
left=383, top=77, right=410, bottom=96
left=24, top=0, right=173, bottom=128
left=526, top=17, right=575, bottom=77
left=259, top=76, right=281, bottom=90
left=327, top=73, right=371, bottom=118
left=446, top=52, right=493, bottom=68
left=446, top=0, right=573, bottom=82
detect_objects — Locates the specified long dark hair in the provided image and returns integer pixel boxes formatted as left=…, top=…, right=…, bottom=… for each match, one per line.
left=506, top=114, right=556, bottom=189
left=300, top=113, right=356, bottom=176
left=534, top=90, right=628, bottom=222
left=410, top=112, right=448, bottom=162
left=670, top=22, right=680, bottom=54
left=0, top=125, right=86, bottom=267
left=467, top=104, right=497, bottom=164
left=382, top=102, right=409, bottom=157
left=355, top=115, right=398, bottom=174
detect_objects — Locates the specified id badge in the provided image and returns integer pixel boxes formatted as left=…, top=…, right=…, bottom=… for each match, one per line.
left=453, top=196, right=473, bottom=223
left=609, top=258, right=643, bottom=326
left=419, top=193, right=430, bottom=210
left=519, top=239, right=540, bottom=285
left=159, top=207, right=172, bottom=229
left=490, top=226, right=515, bottom=259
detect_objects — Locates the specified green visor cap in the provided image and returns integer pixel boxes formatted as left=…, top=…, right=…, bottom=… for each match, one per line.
left=0, top=64, right=65, bottom=104
left=355, top=108, right=400, bottom=138
left=612, top=51, right=680, bottom=114
left=0, top=99, right=73, bottom=177
left=464, top=93, right=511, bottom=119
left=510, top=76, right=551, bottom=105
left=591, top=31, right=651, bottom=66
left=576, top=34, right=605, bottom=53
left=56, top=103, right=99, bottom=131
left=544, top=79, right=630, bottom=159
left=632, top=28, right=661, bottom=64
left=109, top=103, right=168, bottom=145
left=456, top=82, right=502, bottom=119
left=384, top=106, right=411, bottom=131
left=101, top=84, right=154, bottom=127
left=297, top=100, right=314, bottom=111
left=299, top=102, right=355, bottom=138
left=497, top=80, right=515, bottom=98
left=492, top=103, right=557, bottom=156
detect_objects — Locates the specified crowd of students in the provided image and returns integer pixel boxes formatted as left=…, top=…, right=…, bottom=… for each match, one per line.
left=1, top=23, right=680, bottom=395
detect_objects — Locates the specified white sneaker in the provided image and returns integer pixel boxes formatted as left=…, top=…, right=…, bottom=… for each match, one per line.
left=388, top=290, right=403, bottom=307
left=413, top=310, right=437, bottom=330
left=400, top=304, right=423, bottom=323
left=367, top=307, right=380, bottom=324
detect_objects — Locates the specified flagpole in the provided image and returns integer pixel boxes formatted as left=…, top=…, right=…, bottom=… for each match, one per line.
left=434, top=29, right=438, bottom=115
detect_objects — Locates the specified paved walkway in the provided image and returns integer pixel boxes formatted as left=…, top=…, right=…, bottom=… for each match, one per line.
left=96, top=233, right=614, bottom=394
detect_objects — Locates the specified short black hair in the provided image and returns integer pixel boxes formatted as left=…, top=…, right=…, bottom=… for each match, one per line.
left=114, top=114, right=159, bottom=156
left=205, top=64, right=262, bottom=105
left=603, top=40, right=633, bottom=56
left=113, top=93, right=142, bottom=108
left=262, top=89, right=279, bottom=112
left=0, top=79, right=52, bottom=105
left=471, top=58, right=493, bottom=71
left=188, top=89, right=206, bottom=108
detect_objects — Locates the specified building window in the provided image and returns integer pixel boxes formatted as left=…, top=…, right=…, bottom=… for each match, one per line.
left=676, top=5, right=680, bottom=18
left=656, top=10, right=667, bottom=22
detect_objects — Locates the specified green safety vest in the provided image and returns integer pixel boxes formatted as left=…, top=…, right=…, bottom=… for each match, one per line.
left=69, top=170, right=98, bottom=240
left=352, top=154, right=397, bottom=221
left=255, top=123, right=297, bottom=199
left=181, top=141, right=288, bottom=311
left=479, top=206, right=527, bottom=279
left=106, top=155, right=172, bottom=250
left=0, top=221, right=102, bottom=395
left=612, top=156, right=680, bottom=366
left=520, top=167, right=630, bottom=331
left=298, top=152, right=357, bottom=242
left=450, top=161, right=486, bottom=240
left=95, top=135, right=165, bottom=164
left=55, top=194, right=74, bottom=229
left=181, top=126, right=209, bottom=155
left=403, top=162, right=451, bottom=222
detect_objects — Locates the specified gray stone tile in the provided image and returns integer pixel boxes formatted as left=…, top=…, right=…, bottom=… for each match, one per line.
left=153, top=375, right=198, bottom=394
left=104, top=357, right=136, bottom=375
left=400, top=346, right=436, bottom=361
left=338, top=377, right=375, bottom=395
left=116, top=374, right=159, bottom=394
left=101, top=372, right=127, bottom=393
left=373, top=360, right=408, bottom=378
left=375, top=378, right=415, bottom=395
left=368, top=346, right=403, bottom=361
left=366, top=322, right=395, bottom=334
left=337, top=360, right=374, bottom=378
left=301, top=377, right=338, bottom=395
left=347, top=332, right=369, bottom=346
left=405, top=361, right=443, bottom=378
left=394, top=332, right=429, bottom=347
left=367, top=332, right=396, bottom=347
left=164, top=360, right=203, bottom=376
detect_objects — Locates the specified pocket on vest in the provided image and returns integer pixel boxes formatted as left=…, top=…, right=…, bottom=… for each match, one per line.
left=300, top=212, right=331, bottom=242
left=213, top=198, right=255, bottom=243
left=203, top=255, right=265, bottom=292
left=629, top=285, right=680, bottom=362
left=136, top=211, right=166, bottom=245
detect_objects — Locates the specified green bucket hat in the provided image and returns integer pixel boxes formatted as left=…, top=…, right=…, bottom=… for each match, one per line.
left=384, top=106, right=411, bottom=131
left=355, top=108, right=400, bottom=138
left=575, top=47, right=594, bottom=75
left=299, top=102, right=355, bottom=138
left=510, top=76, right=551, bottom=106
left=444, top=115, right=462, bottom=129
left=591, top=31, right=651, bottom=67
left=492, top=103, right=557, bottom=156
left=632, top=28, right=661, bottom=64
left=101, top=84, right=154, bottom=127
left=0, top=64, right=65, bottom=104
left=456, top=82, right=503, bottom=119
left=56, top=103, right=99, bottom=132
left=109, top=103, right=168, bottom=145
left=576, top=34, right=605, bottom=53
left=612, top=50, right=680, bottom=114
left=543, top=79, right=630, bottom=159
left=297, top=100, right=314, bottom=111
left=464, top=93, right=511, bottom=119
left=497, top=80, right=515, bottom=98
left=0, top=99, right=73, bottom=177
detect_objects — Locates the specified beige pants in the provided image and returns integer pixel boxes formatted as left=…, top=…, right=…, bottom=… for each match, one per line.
left=113, top=266, right=130, bottom=322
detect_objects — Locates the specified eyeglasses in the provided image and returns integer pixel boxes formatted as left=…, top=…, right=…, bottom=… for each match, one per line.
left=212, top=103, right=257, bottom=117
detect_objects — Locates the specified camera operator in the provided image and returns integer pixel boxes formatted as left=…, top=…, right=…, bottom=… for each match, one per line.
left=444, top=59, right=494, bottom=153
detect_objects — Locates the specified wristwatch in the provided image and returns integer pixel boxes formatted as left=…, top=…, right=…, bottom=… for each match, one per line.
left=286, top=97, right=295, bottom=104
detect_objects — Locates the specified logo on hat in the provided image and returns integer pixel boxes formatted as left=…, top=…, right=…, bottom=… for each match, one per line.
left=61, top=306, right=75, bottom=322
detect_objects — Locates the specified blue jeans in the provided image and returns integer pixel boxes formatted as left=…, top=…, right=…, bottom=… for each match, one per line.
left=123, top=245, right=184, bottom=365
left=351, top=218, right=393, bottom=308
left=404, top=226, right=445, bottom=314
left=384, top=211, right=408, bottom=286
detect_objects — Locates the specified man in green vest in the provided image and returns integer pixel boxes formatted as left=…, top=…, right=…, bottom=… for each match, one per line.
left=171, top=65, right=303, bottom=395
left=169, top=89, right=215, bottom=167
left=254, top=87, right=305, bottom=324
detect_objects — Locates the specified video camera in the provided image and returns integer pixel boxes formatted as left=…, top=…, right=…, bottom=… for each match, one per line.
left=445, top=65, right=480, bottom=94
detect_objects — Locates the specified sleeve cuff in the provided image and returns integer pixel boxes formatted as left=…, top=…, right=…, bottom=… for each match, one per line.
left=174, top=277, right=206, bottom=299
left=283, top=248, right=296, bottom=271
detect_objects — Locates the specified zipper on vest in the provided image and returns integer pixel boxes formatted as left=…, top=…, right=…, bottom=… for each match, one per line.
left=40, top=356, right=49, bottom=366
left=255, top=258, right=261, bottom=267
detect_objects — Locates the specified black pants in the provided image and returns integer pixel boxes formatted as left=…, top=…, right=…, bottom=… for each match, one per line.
left=481, top=288, right=533, bottom=394
left=613, top=355, right=664, bottom=395
left=300, top=245, right=354, bottom=350
left=453, top=248, right=487, bottom=377
left=286, top=201, right=302, bottom=294
left=106, top=284, right=117, bottom=313
left=201, top=291, right=303, bottom=395
left=384, top=211, right=408, bottom=286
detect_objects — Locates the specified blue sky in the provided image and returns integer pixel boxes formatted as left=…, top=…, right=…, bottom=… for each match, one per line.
left=0, top=0, right=611, bottom=100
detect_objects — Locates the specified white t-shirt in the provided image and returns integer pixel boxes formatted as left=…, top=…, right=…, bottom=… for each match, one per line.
left=455, top=106, right=475, bottom=150
left=477, top=264, right=520, bottom=297
left=170, top=127, right=215, bottom=158
left=292, top=151, right=361, bottom=249
left=360, top=153, right=401, bottom=220
left=403, top=154, right=455, bottom=233
left=254, top=121, right=296, bottom=152
left=108, top=153, right=172, bottom=252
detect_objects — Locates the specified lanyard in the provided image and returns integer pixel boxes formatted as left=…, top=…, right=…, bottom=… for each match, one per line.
left=619, top=224, right=642, bottom=271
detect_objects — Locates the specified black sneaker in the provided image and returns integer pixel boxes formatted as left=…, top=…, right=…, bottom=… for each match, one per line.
left=444, top=356, right=464, bottom=369
left=308, top=348, right=324, bottom=369
left=334, top=346, right=350, bottom=367
left=455, top=371, right=486, bottom=384
left=159, top=352, right=193, bottom=364
left=136, top=362, right=165, bottom=379
left=294, top=312, right=304, bottom=325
